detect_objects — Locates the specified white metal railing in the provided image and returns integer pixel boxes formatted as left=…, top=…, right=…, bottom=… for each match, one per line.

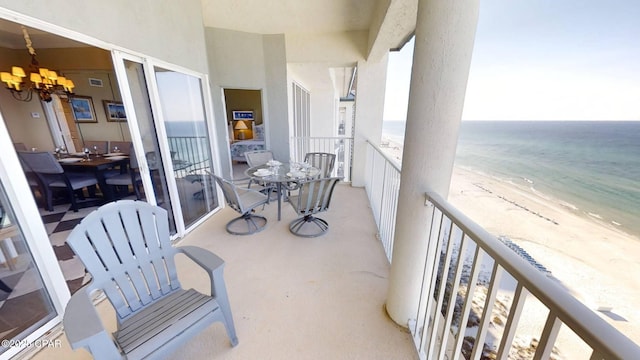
left=409, top=191, right=640, bottom=360
left=167, top=136, right=211, bottom=178
left=364, top=140, right=401, bottom=263
left=290, top=136, right=353, bottom=181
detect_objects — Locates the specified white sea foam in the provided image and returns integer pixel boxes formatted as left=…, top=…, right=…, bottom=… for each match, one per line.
left=560, top=201, right=579, bottom=211
left=587, top=212, right=603, bottom=219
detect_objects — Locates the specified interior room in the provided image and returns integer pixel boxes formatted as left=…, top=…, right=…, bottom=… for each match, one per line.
left=223, top=88, right=264, bottom=179
left=0, top=18, right=221, bottom=352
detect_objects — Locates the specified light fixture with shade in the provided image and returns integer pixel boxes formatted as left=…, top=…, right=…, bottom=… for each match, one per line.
left=1, top=26, right=75, bottom=102
left=234, top=120, right=249, bottom=140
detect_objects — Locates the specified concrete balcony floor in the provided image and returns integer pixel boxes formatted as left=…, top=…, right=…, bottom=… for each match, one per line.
left=32, top=184, right=417, bottom=360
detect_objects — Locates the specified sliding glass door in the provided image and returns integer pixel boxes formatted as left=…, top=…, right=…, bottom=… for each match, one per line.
left=112, top=52, right=220, bottom=235
left=154, top=68, right=218, bottom=228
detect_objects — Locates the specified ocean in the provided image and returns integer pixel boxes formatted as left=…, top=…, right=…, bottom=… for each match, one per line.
left=382, top=120, right=640, bottom=238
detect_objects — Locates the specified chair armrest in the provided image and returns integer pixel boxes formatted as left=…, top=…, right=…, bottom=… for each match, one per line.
left=177, top=246, right=227, bottom=299
left=178, top=245, right=224, bottom=274
left=177, top=246, right=238, bottom=347
left=63, top=286, right=121, bottom=358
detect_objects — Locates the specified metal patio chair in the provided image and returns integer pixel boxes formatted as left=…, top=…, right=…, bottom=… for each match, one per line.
left=304, top=152, right=336, bottom=178
left=288, top=177, right=340, bottom=237
left=244, top=149, right=276, bottom=194
left=63, top=200, right=238, bottom=359
left=214, top=174, right=269, bottom=235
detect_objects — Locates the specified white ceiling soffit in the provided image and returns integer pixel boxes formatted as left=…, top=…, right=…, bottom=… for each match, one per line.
left=201, top=0, right=417, bottom=61
left=201, top=0, right=378, bottom=35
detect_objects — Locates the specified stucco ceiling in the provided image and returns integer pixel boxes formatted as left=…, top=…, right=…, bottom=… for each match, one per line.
left=201, top=0, right=380, bottom=35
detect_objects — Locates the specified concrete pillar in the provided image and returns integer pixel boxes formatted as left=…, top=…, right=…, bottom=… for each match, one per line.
left=385, top=0, right=480, bottom=326
left=351, top=54, right=389, bottom=187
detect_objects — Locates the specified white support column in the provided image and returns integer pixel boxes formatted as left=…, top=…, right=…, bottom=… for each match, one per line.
left=385, top=0, right=480, bottom=326
left=351, top=54, right=389, bottom=187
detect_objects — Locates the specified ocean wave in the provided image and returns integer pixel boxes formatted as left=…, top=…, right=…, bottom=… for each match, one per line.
left=559, top=201, right=579, bottom=211
left=611, top=220, right=622, bottom=226
left=587, top=212, right=603, bottom=219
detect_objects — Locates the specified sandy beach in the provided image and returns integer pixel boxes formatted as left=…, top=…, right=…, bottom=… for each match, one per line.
left=380, top=136, right=640, bottom=355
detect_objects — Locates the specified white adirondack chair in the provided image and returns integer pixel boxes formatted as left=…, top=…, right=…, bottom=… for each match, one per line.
left=63, top=200, right=238, bottom=359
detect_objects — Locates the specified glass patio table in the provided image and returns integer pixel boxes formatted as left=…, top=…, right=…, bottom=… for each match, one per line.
left=245, top=162, right=320, bottom=221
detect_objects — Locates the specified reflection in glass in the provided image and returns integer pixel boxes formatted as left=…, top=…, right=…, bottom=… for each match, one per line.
left=154, top=69, right=218, bottom=227
left=122, top=60, right=177, bottom=234
left=0, top=182, right=56, bottom=354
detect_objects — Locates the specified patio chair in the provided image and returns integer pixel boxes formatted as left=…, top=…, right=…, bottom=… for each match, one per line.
left=244, top=149, right=276, bottom=193
left=213, top=174, right=269, bottom=235
left=288, top=177, right=340, bottom=237
left=63, top=200, right=238, bottom=359
left=304, top=152, right=336, bottom=178
left=244, top=149, right=274, bottom=168
left=18, top=151, right=98, bottom=212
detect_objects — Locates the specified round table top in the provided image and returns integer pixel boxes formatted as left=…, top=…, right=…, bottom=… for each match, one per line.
left=245, top=162, right=320, bottom=182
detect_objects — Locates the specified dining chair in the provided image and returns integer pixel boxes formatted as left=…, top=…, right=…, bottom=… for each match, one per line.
left=213, top=174, right=270, bottom=235
left=304, top=152, right=336, bottom=178
left=84, top=140, right=109, bottom=155
left=288, top=177, right=340, bottom=237
left=63, top=200, right=238, bottom=359
left=108, top=141, right=132, bottom=155
left=105, top=147, right=143, bottom=199
left=18, top=151, right=99, bottom=212
left=17, top=153, right=47, bottom=208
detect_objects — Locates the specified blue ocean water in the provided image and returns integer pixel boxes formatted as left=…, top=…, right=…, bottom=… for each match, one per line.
left=382, top=120, right=640, bottom=238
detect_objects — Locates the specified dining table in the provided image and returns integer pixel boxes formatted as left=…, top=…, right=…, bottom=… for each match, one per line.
left=58, top=153, right=130, bottom=201
left=245, top=162, right=320, bottom=221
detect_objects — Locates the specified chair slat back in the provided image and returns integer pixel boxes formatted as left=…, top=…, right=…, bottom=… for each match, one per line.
left=213, top=175, right=244, bottom=214
left=109, top=141, right=133, bottom=155
left=244, top=150, right=274, bottom=167
left=295, top=177, right=340, bottom=215
left=84, top=140, right=109, bottom=154
left=66, top=200, right=180, bottom=320
left=304, top=152, right=336, bottom=178
left=17, top=151, right=64, bottom=174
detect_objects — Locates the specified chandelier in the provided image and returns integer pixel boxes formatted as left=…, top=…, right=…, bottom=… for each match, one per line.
left=0, top=26, right=75, bottom=102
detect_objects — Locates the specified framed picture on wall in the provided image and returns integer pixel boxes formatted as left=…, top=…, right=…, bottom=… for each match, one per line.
left=70, top=95, right=97, bottom=123
left=102, top=100, right=127, bottom=122
left=232, top=110, right=254, bottom=121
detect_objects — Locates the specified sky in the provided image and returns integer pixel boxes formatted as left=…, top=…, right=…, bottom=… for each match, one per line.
left=383, top=1, right=640, bottom=121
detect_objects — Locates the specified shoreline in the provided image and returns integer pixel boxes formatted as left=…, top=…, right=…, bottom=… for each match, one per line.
left=380, top=135, right=640, bottom=354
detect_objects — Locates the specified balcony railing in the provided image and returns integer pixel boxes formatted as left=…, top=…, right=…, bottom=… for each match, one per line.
left=362, top=140, right=640, bottom=359
left=290, top=136, right=353, bottom=181
left=167, top=136, right=211, bottom=178
left=364, top=140, right=401, bottom=263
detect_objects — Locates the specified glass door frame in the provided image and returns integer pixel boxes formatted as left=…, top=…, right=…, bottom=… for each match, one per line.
left=111, top=51, right=224, bottom=237
left=0, top=111, right=69, bottom=360
left=0, top=9, right=90, bottom=359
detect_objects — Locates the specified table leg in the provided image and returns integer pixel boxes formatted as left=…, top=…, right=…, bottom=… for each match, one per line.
left=277, top=183, right=282, bottom=221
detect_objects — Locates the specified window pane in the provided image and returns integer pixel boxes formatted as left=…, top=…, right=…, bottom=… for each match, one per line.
left=154, top=69, right=218, bottom=227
